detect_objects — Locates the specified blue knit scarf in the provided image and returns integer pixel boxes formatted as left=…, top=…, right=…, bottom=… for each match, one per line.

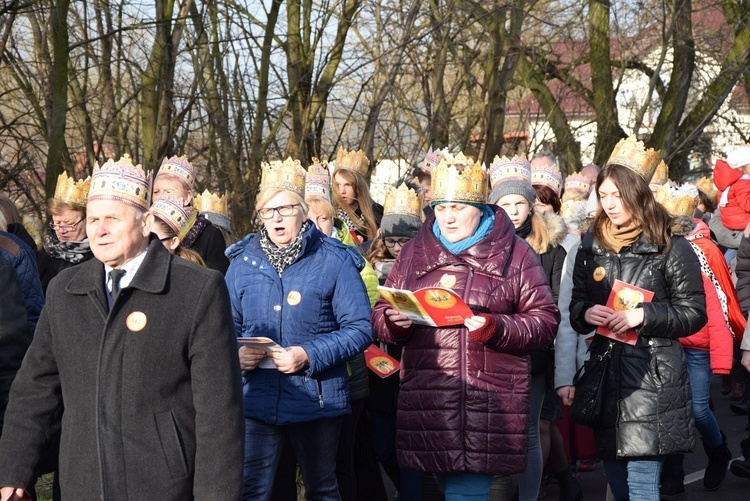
left=432, top=204, right=495, bottom=255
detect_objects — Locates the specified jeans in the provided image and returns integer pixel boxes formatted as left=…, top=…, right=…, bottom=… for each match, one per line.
left=516, top=371, right=545, bottom=501
left=603, top=457, right=664, bottom=501
left=684, top=348, right=723, bottom=447
left=243, top=416, right=343, bottom=501
left=435, top=472, right=494, bottom=500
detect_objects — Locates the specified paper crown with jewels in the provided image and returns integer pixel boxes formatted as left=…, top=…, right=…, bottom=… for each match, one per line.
left=694, top=176, right=718, bottom=203
left=650, top=160, right=669, bottom=186
left=420, top=147, right=452, bottom=175
left=150, top=196, right=197, bottom=241
left=156, top=155, right=196, bottom=190
left=384, top=183, right=422, bottom=219
left=194, top=189, right=230, bottom=233
left=562, top=173, right=593, bottom=202
left=88, top=154, right=152, bottom=211
left=54, top=172, right=91, bottom=208
left=655, top=183, right=699, bottom=216
left=488, top=155, right=531, bottom=189
left=305, top=159, right=332, bottom=204
left=606, top=136, right=661, bottom=182
left=431, top=152, right=488, bottom=205
left=335, top=147, right=369, bottom=176
left=260, top=157, right=307, bottom=197
left=531, top=162, right=563, bottom=195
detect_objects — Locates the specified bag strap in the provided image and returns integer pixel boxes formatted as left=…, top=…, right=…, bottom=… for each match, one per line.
left=573, top=340, right=614, bottom=384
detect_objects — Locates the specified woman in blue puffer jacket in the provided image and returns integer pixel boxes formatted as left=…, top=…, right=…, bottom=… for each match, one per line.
left=225, top=173, right=373, bottom=501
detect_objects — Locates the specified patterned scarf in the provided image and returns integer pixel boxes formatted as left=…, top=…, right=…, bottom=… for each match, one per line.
left=180, top=213, right=210, bottom=248
left=336, top=207, right=365, bottom=232
left=42, top=231, right=91, bottom=264
left=688, top=240, right=731, bottom=330
left=259, top=219, right=313, bottom=276
left=600, top=219, right=643, bottom=253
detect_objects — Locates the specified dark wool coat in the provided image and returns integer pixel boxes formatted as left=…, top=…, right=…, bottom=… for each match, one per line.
left=0, top=240, right=244, bottom=500
left=570, top=231, right=707, bottom=460
left=371, top=206, right=560, bottom=476
left=0, top=256, right=33, bottom=433
left=190, top=220, right=230, bottom=274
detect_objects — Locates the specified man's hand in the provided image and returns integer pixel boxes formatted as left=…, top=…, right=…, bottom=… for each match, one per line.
left=0, top=487, right=29, bottom=501
left=557, top=386, right=575, bottom=406
left=238, top=346, right=266, bottom=371
left=742, top=349, right=750, bottom=373
left=385, top=308, right=413, bottom=329
left=269, top=347, right=310, bottom=374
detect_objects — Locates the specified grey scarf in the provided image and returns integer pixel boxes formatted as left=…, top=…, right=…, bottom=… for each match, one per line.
left=258, top=220, right=313, bottom=276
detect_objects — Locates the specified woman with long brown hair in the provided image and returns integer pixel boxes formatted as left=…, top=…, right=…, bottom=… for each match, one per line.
left=332, top=148, right=383, bottom=243
left=569, top=137, right=707, bottom=501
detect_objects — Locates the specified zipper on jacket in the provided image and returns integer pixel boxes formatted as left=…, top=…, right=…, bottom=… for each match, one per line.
left=305, top=374, right=324, bottom=408
left=460, top=268, right=475, bottom=442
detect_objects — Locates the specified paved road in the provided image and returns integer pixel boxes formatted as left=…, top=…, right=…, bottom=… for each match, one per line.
left=381, top=376, right=750, bottom=500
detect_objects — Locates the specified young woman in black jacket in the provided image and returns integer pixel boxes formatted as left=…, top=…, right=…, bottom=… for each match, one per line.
left=569, top=143, right=707, bottom=501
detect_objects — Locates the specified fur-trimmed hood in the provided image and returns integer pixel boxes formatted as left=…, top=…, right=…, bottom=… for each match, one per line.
left=525, top=212, right=568, bottom=254
left=670, top=214, right=698, bottom=238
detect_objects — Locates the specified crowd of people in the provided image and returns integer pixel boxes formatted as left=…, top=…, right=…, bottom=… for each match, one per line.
left=0, top=138, right=749, bottom=501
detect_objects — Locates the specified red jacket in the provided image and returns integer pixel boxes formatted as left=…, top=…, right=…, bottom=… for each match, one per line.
left=714, top=158, right=750, bottom=230
left=688, top=219, right=746, bottom=342
left=371, top=206, right=560, bottom=475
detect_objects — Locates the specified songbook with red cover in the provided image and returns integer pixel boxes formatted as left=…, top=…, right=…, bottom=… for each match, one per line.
left=595, top=279, right=654, bottom=345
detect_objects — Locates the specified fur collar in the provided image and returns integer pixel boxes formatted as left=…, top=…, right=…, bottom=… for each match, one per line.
left=669, top=215, right=696, bottom=237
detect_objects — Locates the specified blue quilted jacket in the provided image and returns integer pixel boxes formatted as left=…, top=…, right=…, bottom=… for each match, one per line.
left=225, top=224, right=373, bottom=425
left=0, top=231, right=44, bottom=331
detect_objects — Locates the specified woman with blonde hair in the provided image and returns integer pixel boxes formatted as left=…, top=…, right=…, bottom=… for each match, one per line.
left=149, top=196, right=205, bottom=267
left=38, top=173, right=94, bottom=295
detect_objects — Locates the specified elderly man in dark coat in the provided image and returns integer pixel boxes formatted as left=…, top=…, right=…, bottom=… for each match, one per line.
left=0, top=155, right=244, bottom=501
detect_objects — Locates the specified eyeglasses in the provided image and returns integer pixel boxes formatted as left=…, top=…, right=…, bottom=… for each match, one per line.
left=158, top=236, right=174, bottom=242
left=384, top=237, right=410, bottom=248
left=257, top=204, right=301, bottom=220
left=49, top=219, right=83, bottom=232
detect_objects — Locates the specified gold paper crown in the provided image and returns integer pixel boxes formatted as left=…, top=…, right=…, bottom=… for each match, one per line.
left=305, top=159, right=332, bottom=203
left=88, top=154, right=152, bottom=211
left=260, top=157, right=307, bottom=196
left=694, top=176, right=718, bottom=203
left=531, top=163, right=563, bottom=195
left=562, top=173, right=593, bottom=202
left=157, top=155, right=196, bottom=190
left=150, top=196, right=197, bottom=241
left=54, top=172, right=91, bottom=208
left=384, top=183, right=422, bottom=219
left=606, top=136, right=661, bottom=182
left=421, top=147, right=451, bottom=174
left=194, top=189, right=228, bottom=215
left=431, top=153, right=488, bottom=204
left=488, top=155, right=531, bottom=189
left=655, top=183, right=699, bottom=216
left=650, top=161, right=669, bottom=185
left=335, top=147, right=369, bottom=176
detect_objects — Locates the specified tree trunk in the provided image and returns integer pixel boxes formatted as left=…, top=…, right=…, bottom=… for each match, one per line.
left=45, top=0, right=71, bottom=198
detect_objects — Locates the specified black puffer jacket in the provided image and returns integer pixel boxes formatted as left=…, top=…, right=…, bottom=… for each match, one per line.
left=570, top=230, right=707, bottom=459
left=735, top=235, right=750, bottom=316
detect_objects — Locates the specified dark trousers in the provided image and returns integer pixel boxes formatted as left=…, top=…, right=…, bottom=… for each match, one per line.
left=243, top=416, right=342, bottom=501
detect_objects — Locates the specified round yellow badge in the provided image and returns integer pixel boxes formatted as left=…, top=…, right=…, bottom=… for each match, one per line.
left=593, top=266, right=606, bottom=282
left=126, top=311, right=148, bottom=332
left=440, top=274, right=457, bottom=289
left=287, top=291, right=301, bottom=306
